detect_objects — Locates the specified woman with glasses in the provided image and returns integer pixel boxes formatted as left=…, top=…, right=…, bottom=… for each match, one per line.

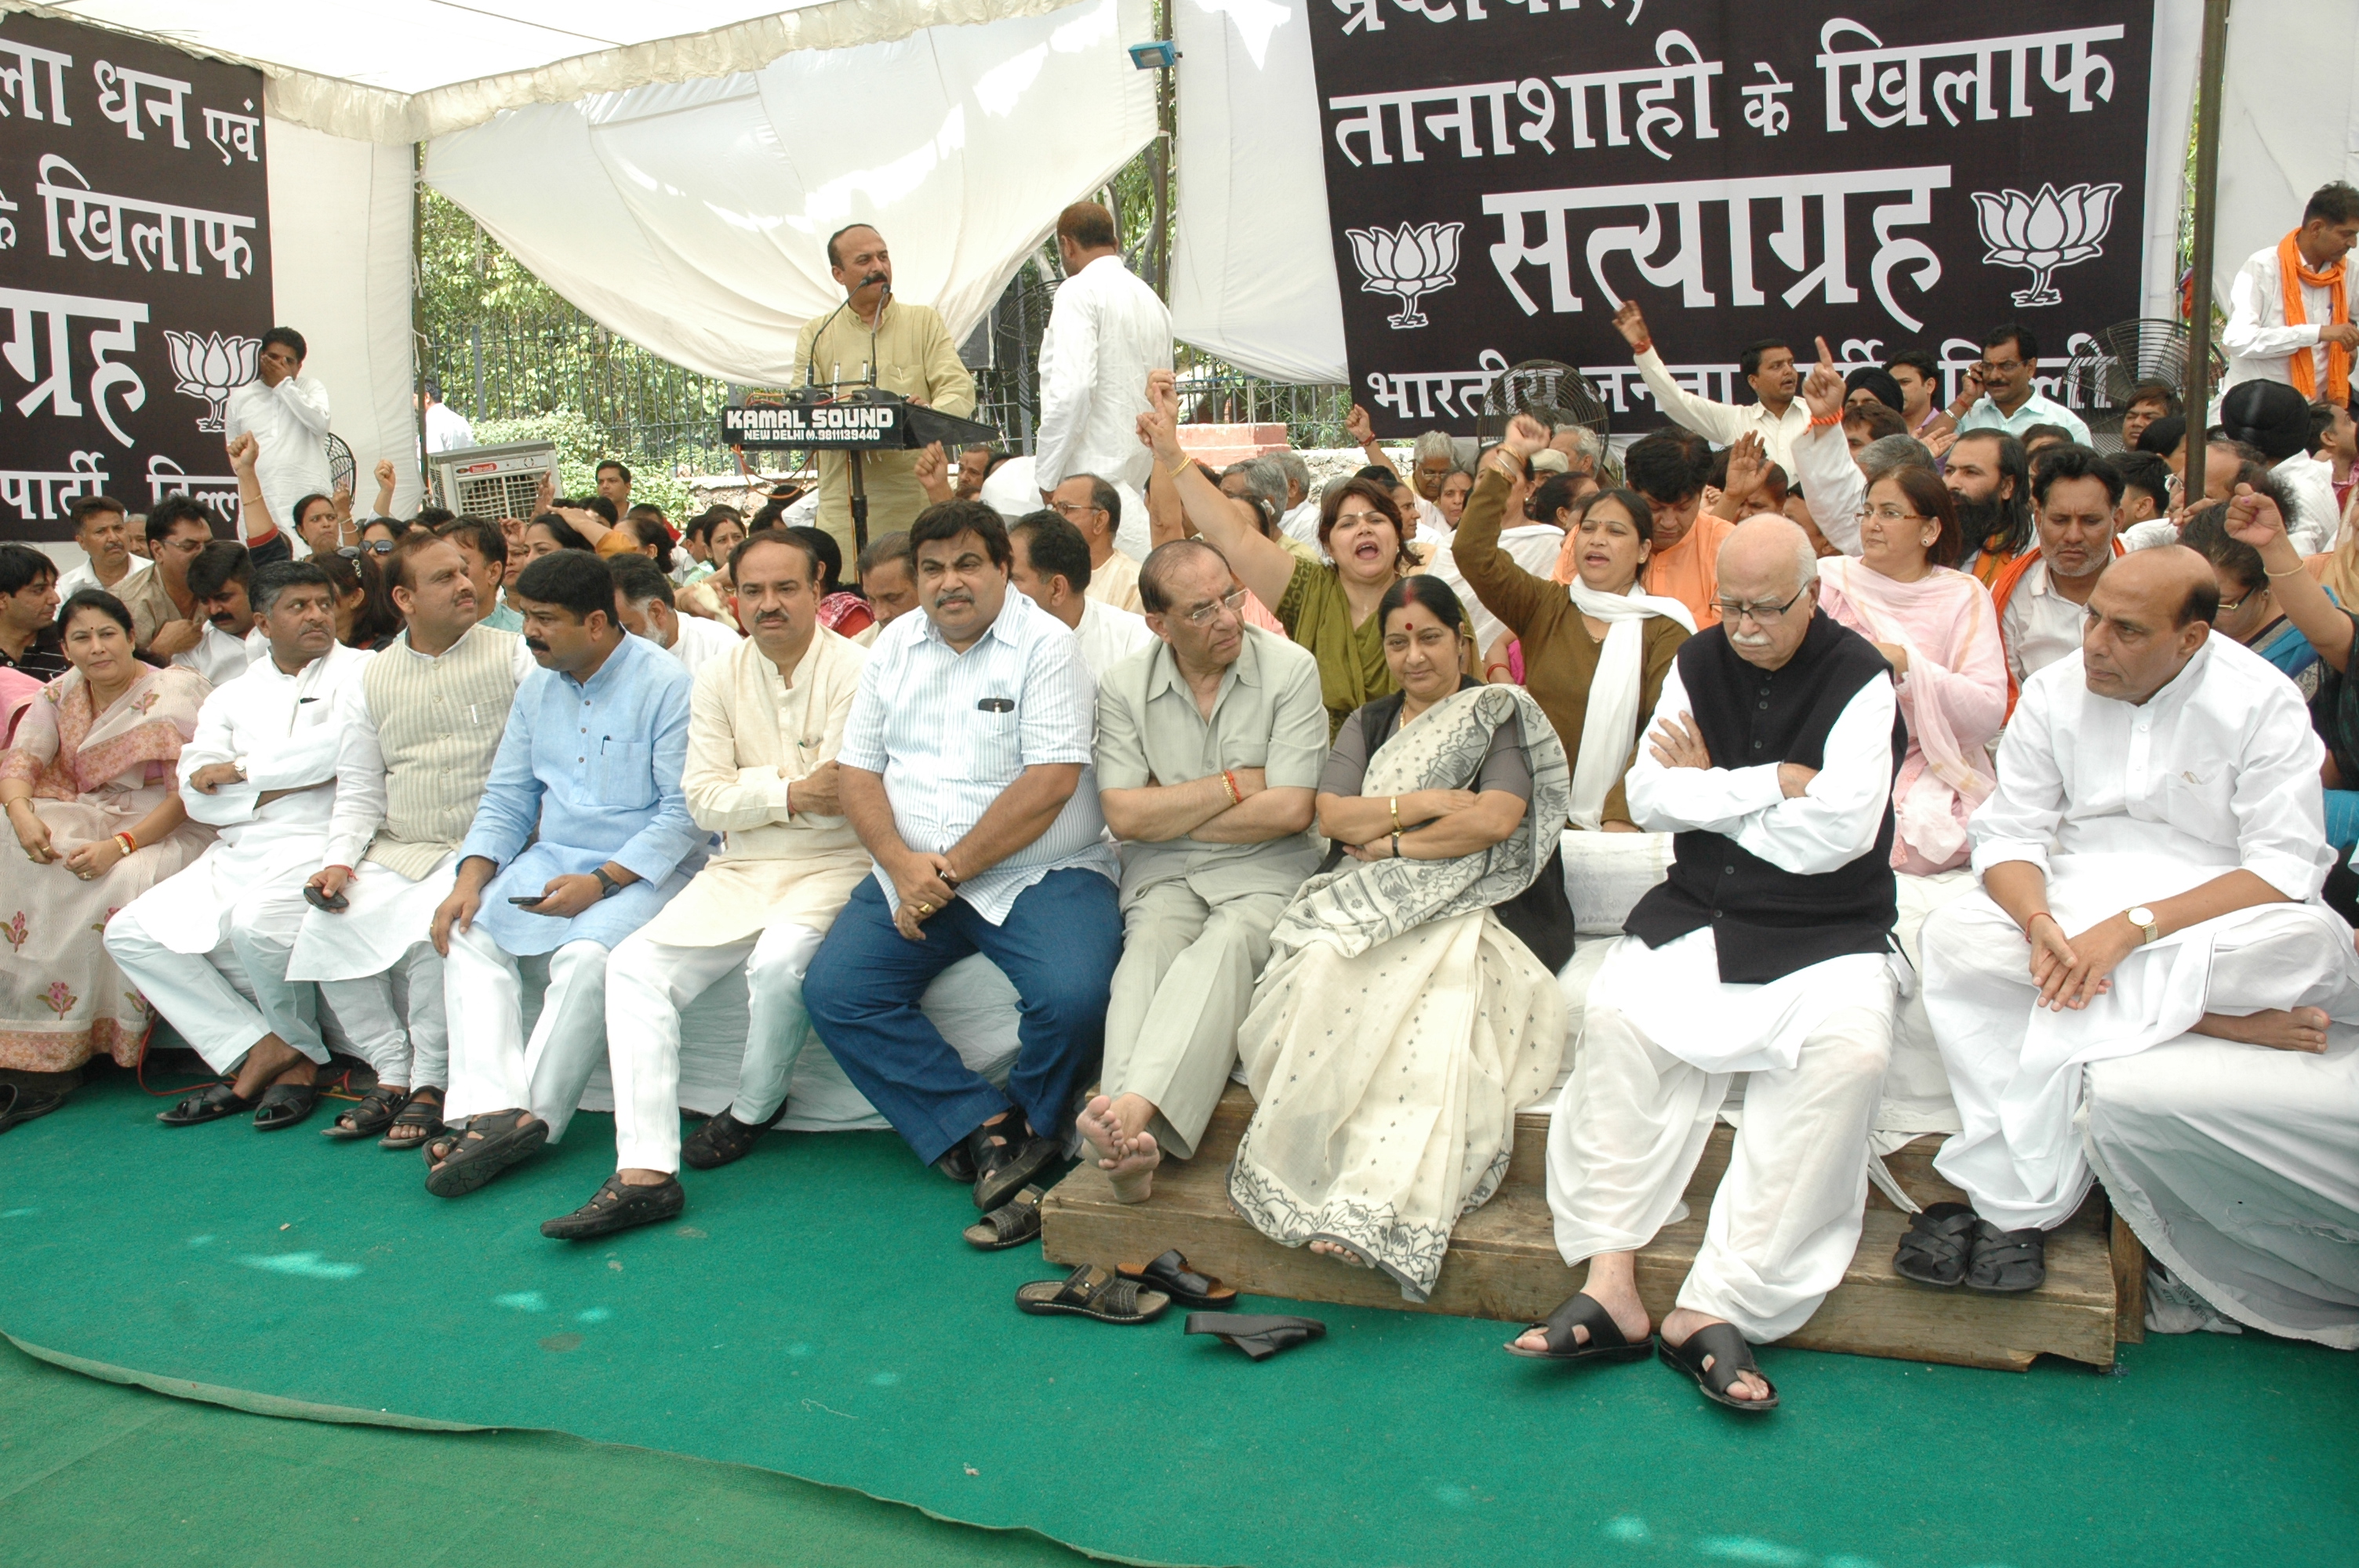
left=1461, top=415, right=1693, bottom=834
left=1227, top=574, right=1572, bottom=1301
left=1138, top=371, right=1416, bottom=737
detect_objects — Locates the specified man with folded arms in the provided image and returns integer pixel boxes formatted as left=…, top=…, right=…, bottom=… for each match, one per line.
left=1520, top=517, right=1903, bottom=1412
left=420, top=550, right=704, bottom=1196
left=803, top=500, right=1123, bottom=1216
left=285, top=534, right=533, bottom=1148
left=1076, top=539, right=1325, bottom=1201
left=543, top=532, right=871, bottom=1237
left=112, top=564, right=373, bottom=1131
left=1912, top=530, right=2359, bottom=1315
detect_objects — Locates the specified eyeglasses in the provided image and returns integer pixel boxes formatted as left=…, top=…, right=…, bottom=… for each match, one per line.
left=1714, top=586, right=1811, bottom=624
left=1863, top=506, right=1929, bottom=524
left=1049, top=500, right=1105, bottom=521
left=337, top=542, right=395, bottom=557
left=1177, top=587, right=1249, bottom=628
left=2216, top=587, right=2265, bottom=615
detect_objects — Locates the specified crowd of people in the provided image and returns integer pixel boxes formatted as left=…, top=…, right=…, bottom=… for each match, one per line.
left=2, top=189, right=2356, bottom=1409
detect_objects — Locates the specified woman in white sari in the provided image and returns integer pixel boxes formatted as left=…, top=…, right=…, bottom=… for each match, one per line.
left=0, top=591, right=212, bottom=1073
left=1228, top=576, right=1573, bottom=1301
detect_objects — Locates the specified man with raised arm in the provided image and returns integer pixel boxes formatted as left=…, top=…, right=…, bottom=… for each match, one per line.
left=1612, top=299, right=1806, bottom=470
left=1912, top=524, right=2359, bottom=1318
left=225, top=327, right=332, bottom=549
left=1078, top=539, right=1327, bottom=1201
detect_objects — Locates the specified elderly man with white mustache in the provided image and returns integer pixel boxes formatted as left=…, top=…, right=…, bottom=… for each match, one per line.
left=1515, top=516, right=1906, bottom=1414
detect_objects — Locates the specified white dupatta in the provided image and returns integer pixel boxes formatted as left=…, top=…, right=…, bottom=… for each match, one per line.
left=1564, top=580, right=1694, bottom=830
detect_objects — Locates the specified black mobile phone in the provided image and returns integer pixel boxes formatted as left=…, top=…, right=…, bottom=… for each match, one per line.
left=303, top=884, right=347, bottom=913
left=508, top=895, right=547, bottom=907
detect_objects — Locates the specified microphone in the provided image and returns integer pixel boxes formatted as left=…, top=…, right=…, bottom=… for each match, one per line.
left=803, top=272, right=887, bottom=389
left=870, top=274, right=891, bottom=394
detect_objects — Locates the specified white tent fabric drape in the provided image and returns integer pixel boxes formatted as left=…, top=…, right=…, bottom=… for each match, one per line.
left=420, top=0, right=1156, bottom=385
left=2214, top=0, right=2359, bottom=300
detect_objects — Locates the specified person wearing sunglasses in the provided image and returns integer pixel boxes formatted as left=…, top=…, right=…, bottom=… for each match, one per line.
left=1078, top=538, right=1328, bottom=1206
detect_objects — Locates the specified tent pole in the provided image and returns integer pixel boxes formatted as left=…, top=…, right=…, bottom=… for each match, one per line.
left=1150, top=0, right=1173, bottom=300
left=412, top=140, right=430, bottom=508
left=2183, top=0, right=2231, bottom=503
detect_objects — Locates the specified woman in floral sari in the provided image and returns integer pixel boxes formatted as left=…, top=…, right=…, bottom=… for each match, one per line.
left=0, top=591, right=212, bottom=1073
left=1228, top=576, right=1572, bottom=1302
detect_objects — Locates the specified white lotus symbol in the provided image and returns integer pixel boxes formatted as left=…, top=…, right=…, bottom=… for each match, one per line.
left=1971, top=183, right=2119, bottom=309
left=1347, top=221, right=1463, bottom=330
left=164, top=329, right=260, bottom=433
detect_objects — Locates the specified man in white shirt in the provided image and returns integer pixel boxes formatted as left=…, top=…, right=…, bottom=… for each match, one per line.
left=420, top=378, right=474, bottom=454
left=610, top=556, right=741, bottom=678
left=224, top=327, right=332, bottom=542
left=1272, top=451, right=1321, bottom=547
left=2222, top=181, right=2359, bottom=396
left=1612, top=299, right=1806, bottom=470
left=1946, top=324, right=2093, bottom=447
left=178, top=541, right=265, bottom=688
left=2219, top=379, right=2340, bottom=550
left=1522, top=517, right=1903, bottom=1411
left=1914, top=539, right=2359, bottom=1305
left=1009, top=510, right=1154, bottom=680
left=110, top=564, right=373, bottom=1131
left=56, top=495, right=150, bottom=601
left=1995, top=447, right=2121, bottom=695
left=1045, top=474, right=1143, bottom=612
left=802, top=500, right=1124, bottom=1217
left=1034, top=201, right=1172, bottom=503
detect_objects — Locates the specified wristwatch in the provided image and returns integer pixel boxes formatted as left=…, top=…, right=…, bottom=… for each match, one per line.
left=2125, top=905, right=2160, bottom=945
left=591, top=866, right=624, bottom=900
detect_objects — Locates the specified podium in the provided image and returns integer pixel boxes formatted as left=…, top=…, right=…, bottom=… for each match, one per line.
left=722, top=391, right=1001, bottom=552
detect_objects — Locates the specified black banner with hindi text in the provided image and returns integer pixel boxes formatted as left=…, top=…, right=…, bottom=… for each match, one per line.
left=0, top=12, right=271, bottom=541
left=1308, top=0, right=2161, bottom=434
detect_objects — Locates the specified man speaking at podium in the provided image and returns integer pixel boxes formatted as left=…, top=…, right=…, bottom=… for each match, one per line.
left=795, top=224, right=979, bottom=563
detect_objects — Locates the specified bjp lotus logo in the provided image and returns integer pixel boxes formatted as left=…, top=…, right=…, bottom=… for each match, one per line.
left=163, top=329, right=261, bottom=433
left=1347, top=221, right=1463, bottom=329
left=1972, top=183, right=2120, bottom=308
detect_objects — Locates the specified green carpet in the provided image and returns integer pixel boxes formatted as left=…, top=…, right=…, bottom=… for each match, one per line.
left=0, top=1336, right=1092, bottom=1566
left=2, top=1072, right=2354, bottom=1568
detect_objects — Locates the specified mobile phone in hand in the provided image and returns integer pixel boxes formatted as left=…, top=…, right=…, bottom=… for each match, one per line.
left=508, top=894, right=548, bottom=907
left=303, top=884, right=347, bottom=913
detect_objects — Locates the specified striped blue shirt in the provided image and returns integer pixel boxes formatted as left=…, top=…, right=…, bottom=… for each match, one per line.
left=840, top=588, right=1116, bottom=924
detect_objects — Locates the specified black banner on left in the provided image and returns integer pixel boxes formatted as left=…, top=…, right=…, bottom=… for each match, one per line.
left=0, top=13, right=271, bottom=542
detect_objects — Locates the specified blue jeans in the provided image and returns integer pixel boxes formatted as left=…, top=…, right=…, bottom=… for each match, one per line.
left=803, top=869, right=1121, bottom=1167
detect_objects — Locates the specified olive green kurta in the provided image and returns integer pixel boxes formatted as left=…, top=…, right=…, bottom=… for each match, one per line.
left=1274, top=557, right=1396, bottom=739
left=791, top=298, right=978, bottom=562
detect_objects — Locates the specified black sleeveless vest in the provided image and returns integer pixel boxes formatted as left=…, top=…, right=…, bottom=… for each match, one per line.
left=1623, top=611, right=1905, bottom=984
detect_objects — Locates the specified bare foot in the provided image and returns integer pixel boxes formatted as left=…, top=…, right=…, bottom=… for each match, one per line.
left=229, top=1034, right=313, bottom=1100
left=2195, top=1006, right=2331, bottom=1054
left=1661, top=1308, right=1772, bottom=1402
left=1309, top=1237, right=1372, bottom=1268
left=1078, top=1094, right=1161, bottom=1203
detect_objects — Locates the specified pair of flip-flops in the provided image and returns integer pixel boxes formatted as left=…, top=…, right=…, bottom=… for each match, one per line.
left=1013, top=1249, right=1241, bottom=1324
left=1507, top=1294, right=1779, bottom=1413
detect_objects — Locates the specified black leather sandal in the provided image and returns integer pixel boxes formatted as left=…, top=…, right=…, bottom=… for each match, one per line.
left=0, top=1082, right=66, bottom=1134
left=1659, top=1323, right=1779, bottom=1412
left=156, top=1082, right=254, bottom=1127
left=423, top=1109, right=548, bottom=1198
left=963, top=1185, right=1045, bottom=1250
left=1015, top=1265, right=1170, bottom=1324
left=1504, top=1290, right=1654, bottom=1363
left=252, top=1081, right=319, bottom=1131
left=378, top=1087, right=444, bottom=1150
left=323, top=1083, right=407, bottom=1141
left=682, top=1105, right=779, bottom=1171
left=1119, top=1249, right=1238, bottom=1309
left=540, top=1173, right=685, bottom=1240
left=1892, top=1202, right=1979, bottom=1287
left=1187, top=1313, right=1325, bottom=1361
left=1965, top=1220, right=2047, bottom=1293
left=970, top=1121, right=1061, bottom=1213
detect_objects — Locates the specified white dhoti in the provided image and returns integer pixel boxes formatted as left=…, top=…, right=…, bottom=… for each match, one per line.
left=441, top=922, right=609, bottom=1138
left=2085, top=1029, right=2359, bottom=1349
left=1923, top=880, right=2359, bottom=1232
left=105, top=876, right=323, bottom=1073
left=1545, top=928, right=1899, bottom=1341
left=287, top=851, right=460, bottom=1091
left=1881, top=869, right=1975, bottom=1145
left=605, top=921, right=823, bottom=1174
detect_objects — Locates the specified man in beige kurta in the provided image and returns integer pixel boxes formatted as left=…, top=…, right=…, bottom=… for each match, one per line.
left=545, top=532, right=870, bottom=1238
left=1077, top=539, right=1329, bottom=1200
left=792, top=223, right=978, bottom=566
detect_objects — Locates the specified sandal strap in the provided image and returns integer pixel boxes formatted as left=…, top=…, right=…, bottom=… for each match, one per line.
left=981, top=1186, right=1043, bottom=1240
left=1533, top=1291, right=1624, bottom=1353
left=1681, top=1322, right=1762, bottom=1397
left=1898, top=1206, right=1977, bottom=1265
left=1056, top=1264, right=1113, bottom=1305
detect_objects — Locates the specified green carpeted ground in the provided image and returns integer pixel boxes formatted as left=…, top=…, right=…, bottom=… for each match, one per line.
left=2, top=1071, right=2354, bottom=1568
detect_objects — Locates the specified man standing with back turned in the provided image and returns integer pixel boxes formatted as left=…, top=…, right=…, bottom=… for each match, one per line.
left=793, top=225, right=977, bottom=566
left=1034, top=201, right=1172, bottom=540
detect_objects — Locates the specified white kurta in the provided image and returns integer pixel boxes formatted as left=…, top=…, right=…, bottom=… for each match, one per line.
left=174, top=623, right=264, bottom=689
left=1632, top=348, right=1807, bottom=470
left=135, top=641, right=373, bottom=954
left=225, top=376, right=333, bottom=536
left=56, top=555, right=147, bottom=603
left=1032, top=255, right=1172, bottom=494
left=1422, top=524, right=1569, bottom=658
left=1998, top=559, right=2092, bottom=690
left=1074, top=597, right=1154, bottom=681
left=2222, top=241, right=2338, bottom=392
left=661, top=613, right=740, bottom=680
left=1923, top=637, right=2359, bottom=1232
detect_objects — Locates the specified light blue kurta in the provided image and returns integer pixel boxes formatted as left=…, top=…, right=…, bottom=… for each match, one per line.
left=460, top=632, right=707, bottom=954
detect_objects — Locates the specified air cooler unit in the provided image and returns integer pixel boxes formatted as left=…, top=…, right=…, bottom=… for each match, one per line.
left=428, top=440, right=558, bottom=520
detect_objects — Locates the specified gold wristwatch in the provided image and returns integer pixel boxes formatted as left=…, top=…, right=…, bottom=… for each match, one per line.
left=2125, top=906, right=2160, bottom=946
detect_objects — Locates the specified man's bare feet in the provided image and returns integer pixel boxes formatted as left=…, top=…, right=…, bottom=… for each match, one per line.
left=1078, top=1093, right=1162, bottom=1203
left=2195, top=1006, right=2332, bottom=1054
left=1308, top=1237, right=1372, bottom=1268
left=229, top=1035, right=315, bottom=1100
left=1510, top=1254, right=1649, bottom=1352
left=1661, top=1308, right=1772, bottom=1402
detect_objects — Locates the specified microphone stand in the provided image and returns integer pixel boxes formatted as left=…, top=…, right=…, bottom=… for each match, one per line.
left=848, top=278, right=891, bottom=554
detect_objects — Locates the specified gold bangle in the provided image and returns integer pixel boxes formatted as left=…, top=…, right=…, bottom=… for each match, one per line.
left=2265, top=562, right=2308, bottom=578
left=1389, top=796, right=1401, bottom=832
left=1166, top=457, right=1192, bottom=480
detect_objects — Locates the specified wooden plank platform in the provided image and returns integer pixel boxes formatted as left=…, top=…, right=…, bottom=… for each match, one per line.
left=1041, top=1085, right=2124, bottom=1371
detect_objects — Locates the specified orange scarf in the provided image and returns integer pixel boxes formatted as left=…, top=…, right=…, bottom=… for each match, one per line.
left=2279, top=230, right=2350, bottom=402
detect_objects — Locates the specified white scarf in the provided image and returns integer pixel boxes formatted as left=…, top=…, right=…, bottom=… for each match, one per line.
left=1565, top=579, right=1695, bottom=830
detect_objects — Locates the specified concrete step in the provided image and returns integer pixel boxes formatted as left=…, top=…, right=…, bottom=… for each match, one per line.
left=1040, top=1085, right=2124, bottom=1372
